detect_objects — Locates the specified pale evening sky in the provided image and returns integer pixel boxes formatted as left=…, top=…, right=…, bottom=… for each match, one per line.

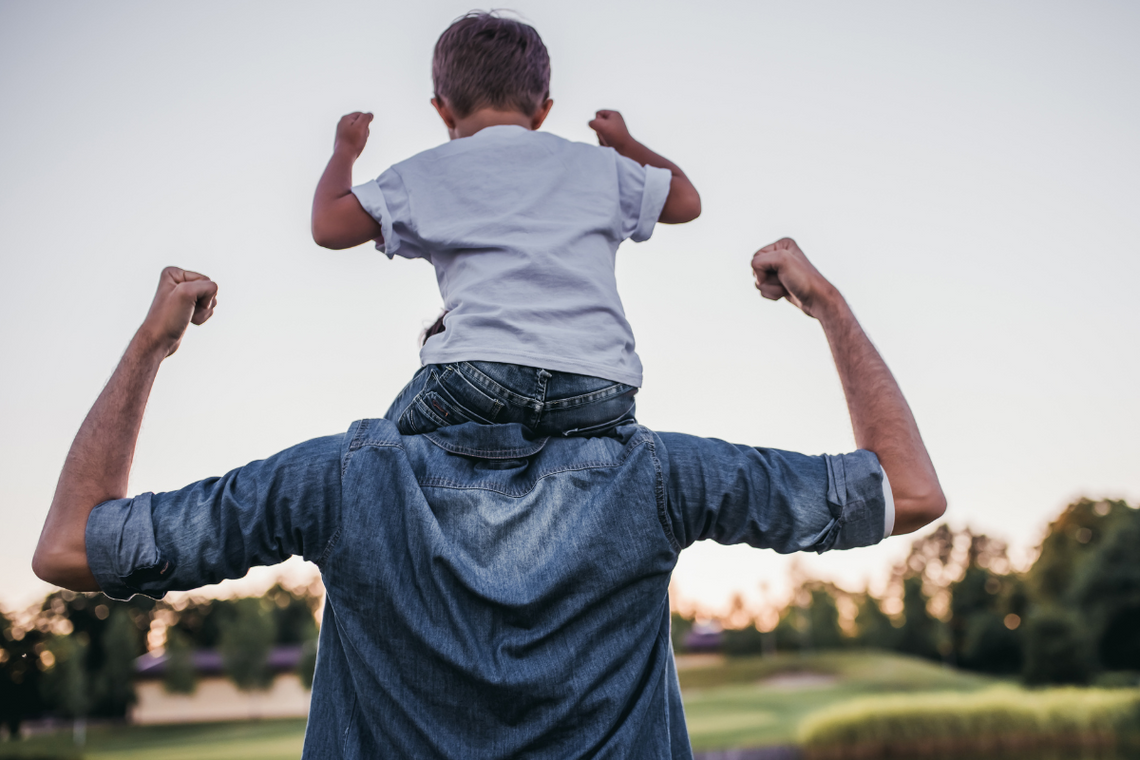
left=1, top=0, right=1137, bottom=618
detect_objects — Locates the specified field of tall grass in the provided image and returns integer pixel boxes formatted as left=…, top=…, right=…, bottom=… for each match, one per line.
left=798, top=686, right=1140, bottom=759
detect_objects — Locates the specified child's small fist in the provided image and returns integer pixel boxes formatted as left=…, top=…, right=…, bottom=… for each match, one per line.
left=335, top=112, right=373, bottom=158
left=588, top=110, right=632, bottom=150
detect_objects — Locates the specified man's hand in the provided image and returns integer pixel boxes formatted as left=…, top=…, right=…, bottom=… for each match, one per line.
left=751, top=238, right=947, bottom=535
left=751, top=238, right=838, bottom=320
left=139, top=267, right=218, bottom=357
left=34, top=267, right=219, bottom=591
left=588, top=110, right=633, bottom=151
left=334, top=112, right=373, bottom=158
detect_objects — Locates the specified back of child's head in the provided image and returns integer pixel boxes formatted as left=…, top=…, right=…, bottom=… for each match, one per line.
left=433, top=11, right=550, bottom=118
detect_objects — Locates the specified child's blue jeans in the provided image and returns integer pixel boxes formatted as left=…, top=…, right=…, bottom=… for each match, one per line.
left=385, top=361, right=637, bottom=438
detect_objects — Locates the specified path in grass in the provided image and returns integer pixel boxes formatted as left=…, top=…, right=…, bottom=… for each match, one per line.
left=0, top=652, right=995, bottom=758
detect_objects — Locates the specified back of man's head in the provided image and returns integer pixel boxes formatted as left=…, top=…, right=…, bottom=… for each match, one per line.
left=432, top=11, right=551, bottom=118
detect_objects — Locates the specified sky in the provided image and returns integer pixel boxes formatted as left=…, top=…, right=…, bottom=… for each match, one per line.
left=2, top=0, right=1138, bottom=619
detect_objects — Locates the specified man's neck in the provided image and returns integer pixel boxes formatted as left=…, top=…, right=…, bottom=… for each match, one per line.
left=450, top=108, right=533, bottom=139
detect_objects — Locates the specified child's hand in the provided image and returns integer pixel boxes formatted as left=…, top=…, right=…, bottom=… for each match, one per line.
left=334, top=112, right=373, bottom=158
left=588, top=110, right=633, bottom=151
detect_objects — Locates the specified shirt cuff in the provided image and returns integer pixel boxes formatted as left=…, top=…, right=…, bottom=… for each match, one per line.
left=631, top=166, right=672, bottom=242
left=85, top=493, right=170, bottom=601
left=881, top=468, right=896, bottom=539
left=350, top=180, right=398, bottom=258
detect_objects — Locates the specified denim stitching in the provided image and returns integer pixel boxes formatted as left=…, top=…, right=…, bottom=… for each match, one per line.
left=422, top=434, right=550, bottom=460
left=543, top=383, right=633, bottom=409
left=458, top=362, right=539, bottom=407
left=644, top=434, right=682, bottom=554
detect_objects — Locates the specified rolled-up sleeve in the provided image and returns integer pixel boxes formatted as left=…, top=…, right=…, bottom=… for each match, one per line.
left=657, top=433, right=888, bottom=554
left=351, top=167, right=428, bottom=261
left=615, top=154, right=671, bottom=243
left=85, top=432, right=348, bottom=600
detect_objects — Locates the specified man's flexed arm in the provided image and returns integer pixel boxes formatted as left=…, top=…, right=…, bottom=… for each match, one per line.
left=752, top=239, right=946, bottom=535
left=33, top=268, right=218, bottom=590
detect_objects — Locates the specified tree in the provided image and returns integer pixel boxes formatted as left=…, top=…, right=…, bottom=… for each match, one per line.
left=162, top=626, right=198, bottom=695
left=218, top=598, right=276, bottom=691
left=1068, top=504, right=1140, bottom=671
left=1021, top=608, right=1093, bottom=686
left=0, top=612, right=47, bottom=739
left=959, top=610, right=1021, bottom=675
left=40, top=635, right=90, bottom=745
left=853, top=592, right=898, bottom=650
left=669, top=612, right=693, bottom=655
left=93, top=606, right=140, bottom=716
left=894, top=576, right=941, bottom=661
left=298, top=639, right=318, bottom=690
left=805, top=585, right=845, bottom=650
left=1027, top=499, right=1126, bottom=605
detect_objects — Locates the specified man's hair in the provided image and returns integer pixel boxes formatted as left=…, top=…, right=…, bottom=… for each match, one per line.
left=433, top=11, right=550, bottom=118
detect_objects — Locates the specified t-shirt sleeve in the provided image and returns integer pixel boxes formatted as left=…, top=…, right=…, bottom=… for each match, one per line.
left=351, top=167, right=430, bottom=261
left=84, top=431, right=349, bottom=600
left=614, top=153, right=672, bottom=243
left=656, top=432, right=889, bottom=554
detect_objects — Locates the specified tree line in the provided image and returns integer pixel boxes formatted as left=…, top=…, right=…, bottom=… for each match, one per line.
left=672, top=498, right=1140, bottom=687
left=0, top=582, right=319, bottom=739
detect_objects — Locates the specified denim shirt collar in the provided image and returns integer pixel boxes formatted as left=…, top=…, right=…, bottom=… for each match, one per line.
left=423, top=422, right=549, bottom=459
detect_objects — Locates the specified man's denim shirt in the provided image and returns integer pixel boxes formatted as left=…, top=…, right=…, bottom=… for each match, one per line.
left=86, top=420, right=888, bottom=759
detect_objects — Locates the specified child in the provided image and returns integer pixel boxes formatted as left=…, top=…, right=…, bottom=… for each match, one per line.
left=311, top=11, right=700, bottom=437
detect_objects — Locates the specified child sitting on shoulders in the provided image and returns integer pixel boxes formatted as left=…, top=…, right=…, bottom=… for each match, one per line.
left=311, top=11, right=700, bottom=437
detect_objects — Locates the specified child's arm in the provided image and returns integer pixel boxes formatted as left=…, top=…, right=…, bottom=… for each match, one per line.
left=589, top=110, right=701, bottom=224
left=311, top=112, right=383, bottom=249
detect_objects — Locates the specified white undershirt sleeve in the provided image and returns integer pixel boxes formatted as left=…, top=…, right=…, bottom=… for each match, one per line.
left=881, top=468, right=896, bottom=539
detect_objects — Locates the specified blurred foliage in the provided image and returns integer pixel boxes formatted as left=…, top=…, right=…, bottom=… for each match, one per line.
left=798, top=686, right=1140, bottom=758
left=219, top=598, right=280, bottom=692
left=673, top=498, right=1140, bottom=691
left=0, top=582, right=322, bottom=729
left=161, top=626, right=197, bottom=695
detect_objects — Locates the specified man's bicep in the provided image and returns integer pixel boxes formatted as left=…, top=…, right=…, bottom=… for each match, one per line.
left=658, top=433, right=888, bottom=554
left=85, top=433, right=345, bottom=600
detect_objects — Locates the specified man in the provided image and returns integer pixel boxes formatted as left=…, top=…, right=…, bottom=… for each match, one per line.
left=33, top=238, right=944, bottom=758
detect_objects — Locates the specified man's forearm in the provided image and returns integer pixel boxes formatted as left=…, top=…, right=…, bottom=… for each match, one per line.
left=816, top=294, right=945, bottom=534
left=33, top=332, right=166, bottom=590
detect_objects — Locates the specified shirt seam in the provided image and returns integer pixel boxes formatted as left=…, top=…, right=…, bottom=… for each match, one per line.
left=415, top=433, right=655, bottom=498
left=644, top=434, right=682, bottom=554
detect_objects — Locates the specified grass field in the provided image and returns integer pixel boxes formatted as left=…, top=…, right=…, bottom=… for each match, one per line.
left=679, top=650, right=996, bottom=751
left=0, top=651, right=996, bottom=759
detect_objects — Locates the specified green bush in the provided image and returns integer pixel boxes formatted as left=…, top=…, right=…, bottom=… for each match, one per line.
left=798, top=686, right=1140, bottom=758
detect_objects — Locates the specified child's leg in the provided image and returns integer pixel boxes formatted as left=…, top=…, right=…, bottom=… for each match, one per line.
left=393, top=361, right=635, bottom=437
left=393, top=362, right=510, bottom=435
left=383, top=366, right=430, bottom=424
left=531, top=370, right=637, bottom=437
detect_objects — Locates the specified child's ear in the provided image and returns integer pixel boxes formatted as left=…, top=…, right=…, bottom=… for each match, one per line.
left=531, top=99, right=554, bottom=130
left=432, top=97, right=458, bottom=131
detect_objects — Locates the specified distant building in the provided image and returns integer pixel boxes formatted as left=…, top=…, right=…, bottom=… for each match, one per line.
left=684, top=621, right=724, bottom=652
left=132, top=645, right=310, bottom=724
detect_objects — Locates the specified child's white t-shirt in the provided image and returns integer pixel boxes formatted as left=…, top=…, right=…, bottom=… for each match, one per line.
left=351, top=124, right=671, bottom=387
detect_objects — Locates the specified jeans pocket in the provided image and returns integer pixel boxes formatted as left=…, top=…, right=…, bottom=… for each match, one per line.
left=397, top=367, right=501, bottom=435
left=398, top=390, right=471, bottom=434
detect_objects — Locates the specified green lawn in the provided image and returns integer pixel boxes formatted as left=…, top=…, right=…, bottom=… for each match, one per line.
left=0, top=651, right=995, bottom=759
left=680, top=650, right=997, bottom=751
left=0, top=719, right=308, bottom=760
